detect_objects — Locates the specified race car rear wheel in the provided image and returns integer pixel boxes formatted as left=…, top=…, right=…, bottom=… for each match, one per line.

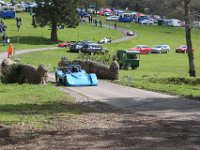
left=55, top=74, right=59, bottom=83
left=63, top=76, right=68, bottom=86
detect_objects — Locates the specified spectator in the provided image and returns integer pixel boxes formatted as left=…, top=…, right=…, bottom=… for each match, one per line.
left=2, top=34, right=6, bottom=46
left=32, top=15, right=36, bottom=28
left=99, top=20, right=102, bottom=27
left=114, top=22, right=117, bottom=29
left=16, top=17, right=22, bottom=32
left=7, top=43, right=14, bottom=58
left=95, top=19, right=98, bottom=26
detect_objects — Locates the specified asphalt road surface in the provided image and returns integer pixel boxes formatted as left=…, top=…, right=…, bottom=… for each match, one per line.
left=55, top=77, right=200, bottom=121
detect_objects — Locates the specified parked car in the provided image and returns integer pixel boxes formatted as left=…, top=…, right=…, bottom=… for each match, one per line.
left=139, top=19, right=154, bottom=25
left=106, top=16, right=119, bottom=21
left=0, top=0, right=6, bottom=5
left=69, top=40, right=92, bottom=52
left=97, top=10, right=104, bottom=15
left=103, top=12, right=111, bottom=16
left=151, top=45, right=170, bottom=53
left=25, top=1, right=37, bottom=10
left=127, top=30, right=134, bottom=36
left=80, top=43, right=108, bottom=55
left=116, top=50, right=140, bottom=69
left=58, top=41, right=76, bottom=48
left=97, top=37, right=112, bottom=44
left=128, top=45, right=152, bottom=54
left=15, top=4, right=25, bottom=12
left=55, top=64, right=98, bottom=86
left=77, top=10, right=91, bottom=17
left=176, top=45, right=195, bottom=53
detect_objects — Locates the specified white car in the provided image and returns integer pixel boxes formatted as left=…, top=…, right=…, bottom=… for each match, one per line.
left=106, top=16, right=119, bottom=21
left=140, top=19, right=154, bottom=25
left=0, top=0, right=6, bottom=5
left=151, top=45, right=170, bottom=53
left=97, top=37, right=112, bottom=44
left=103, top=12, right=112, bottom=16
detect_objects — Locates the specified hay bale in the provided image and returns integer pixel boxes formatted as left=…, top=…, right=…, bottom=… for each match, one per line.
left=1, top=59, right=48, bottom=84
left=57, top=58, right=119, bottom=80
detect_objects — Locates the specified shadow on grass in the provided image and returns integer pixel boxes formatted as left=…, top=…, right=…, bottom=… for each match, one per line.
left=0, top=101, right=122, bottom=116
left=9, top=36, right=57, bottom=46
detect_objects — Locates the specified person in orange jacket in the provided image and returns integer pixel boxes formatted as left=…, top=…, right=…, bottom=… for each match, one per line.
left=7, top=43, right=14, bottom=58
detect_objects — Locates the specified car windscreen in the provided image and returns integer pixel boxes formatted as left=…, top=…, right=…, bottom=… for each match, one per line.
left=155, top=45, right=161, bottom=48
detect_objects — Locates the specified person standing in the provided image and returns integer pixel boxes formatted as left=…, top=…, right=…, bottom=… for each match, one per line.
left=114, top=22, right=117, bottom=29
left=2, top=34, right=6, bottom=46
left=16, top=17, right=22, bottom=32
left=95, top=19, right=98, bottom=26
left=99, top=20, right=102, bottom=27
left=7, top=43, right=14, bottom=58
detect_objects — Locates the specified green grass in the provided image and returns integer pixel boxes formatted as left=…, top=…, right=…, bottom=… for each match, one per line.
left=0, top=83, right=81, bottom=126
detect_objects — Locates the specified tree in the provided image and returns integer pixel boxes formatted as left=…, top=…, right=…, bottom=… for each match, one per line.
left=34, top=0, right=79, bottom=42
left=184, top=0, right=196, bottom=77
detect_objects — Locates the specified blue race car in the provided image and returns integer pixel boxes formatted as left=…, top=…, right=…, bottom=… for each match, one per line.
left=55, top=64, right=98, bottom=86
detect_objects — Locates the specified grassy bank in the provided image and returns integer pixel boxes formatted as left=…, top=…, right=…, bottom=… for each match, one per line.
left=0, top=83, right=82, bottom=127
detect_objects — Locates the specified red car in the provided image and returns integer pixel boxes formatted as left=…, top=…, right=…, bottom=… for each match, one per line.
left=176, top=45, right=195, bottom=53
left=127, top=30, right=134, bottom=36
left=58, top=41, right=76, bottom=48
left=128, top=45, right=152, bottom=54
left=97, top=10, right=104, bottom=15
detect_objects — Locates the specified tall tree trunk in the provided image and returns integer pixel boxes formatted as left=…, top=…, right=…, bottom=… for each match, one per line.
left=51, top=21, right=58, bottom=42
left=184, top=0, right=196, bottom=77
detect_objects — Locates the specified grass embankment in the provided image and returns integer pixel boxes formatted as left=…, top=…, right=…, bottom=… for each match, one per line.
left=0, top=83, right=81, bottom=127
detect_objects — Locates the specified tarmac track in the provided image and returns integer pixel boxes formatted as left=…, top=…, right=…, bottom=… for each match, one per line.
left=48, top=73, right=200, bottom=121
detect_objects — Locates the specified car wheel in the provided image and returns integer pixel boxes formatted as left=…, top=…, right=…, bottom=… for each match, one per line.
left=119, top=63, right=122, bottom=69
left=55, top=74, right=59, bottom=84
left=103, top=50, right=108, bottom=55
left=63, top=76, right=67, bottom=86
left=90, top=51, right=94, bottom=55
left=125, top=64, right=130, bottom=70
left=131, top=66, right=135, bottom=70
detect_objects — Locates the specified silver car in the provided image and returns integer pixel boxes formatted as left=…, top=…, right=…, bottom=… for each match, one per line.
left=151, top=45, right=170, bottom=53
left=106, top=16, right=119, bottom=21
